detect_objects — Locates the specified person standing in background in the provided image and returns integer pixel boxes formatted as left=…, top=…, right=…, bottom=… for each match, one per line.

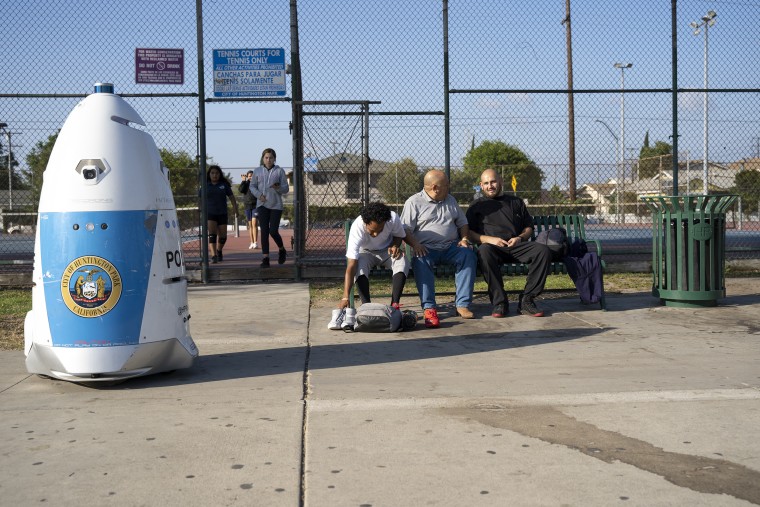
left=238, top=170, right=259, bottom=249
left=250, top=148, right=290, bottom=267
left=203, top=164, right=238, bottom=264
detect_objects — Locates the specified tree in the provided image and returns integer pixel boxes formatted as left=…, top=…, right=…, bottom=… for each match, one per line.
left=458, top=140, right=544, bottom=203
left=376, top=157, right=422, bottom=206
left=22, top=132, right=58, bottom=204
left=547, top=184, right=566, bottom=203
left=732, top=169, right=760, bottom=215
left=638, top=140, right=672, bottom=180
left=160, top=148, right=202, bottom=207
left=450, top=168, right=486, bottom=203
left=544, top=184, right=573, bottom=214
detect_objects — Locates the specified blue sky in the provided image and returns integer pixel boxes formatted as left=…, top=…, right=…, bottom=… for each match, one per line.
left=2, top=0, right=759, bottom=187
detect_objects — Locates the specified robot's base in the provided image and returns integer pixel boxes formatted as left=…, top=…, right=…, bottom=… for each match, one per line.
left=25, top=338, right=198, bottom=383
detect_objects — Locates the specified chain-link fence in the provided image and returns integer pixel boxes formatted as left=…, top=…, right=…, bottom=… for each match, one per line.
left=2, top=1, right=759, bottom=275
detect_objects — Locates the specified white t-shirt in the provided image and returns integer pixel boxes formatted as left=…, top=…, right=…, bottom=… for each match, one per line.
left=346, top=211, right=406, bottom=260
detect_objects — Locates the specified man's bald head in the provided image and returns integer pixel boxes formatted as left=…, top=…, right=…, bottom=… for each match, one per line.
left=424, top=169, right=447, bottom=188
left=423, top=169, right=450, bottom=201
left=479, top=168, right=503, bottom=199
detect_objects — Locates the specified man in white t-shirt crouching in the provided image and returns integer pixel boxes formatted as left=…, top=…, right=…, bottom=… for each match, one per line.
left=328, top=202, right=413, bottom=330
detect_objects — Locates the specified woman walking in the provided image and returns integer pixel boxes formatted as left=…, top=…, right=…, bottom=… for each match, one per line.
left=250, top=148, right=289, bottom=267
left=203, top=164, right=238, bottom=263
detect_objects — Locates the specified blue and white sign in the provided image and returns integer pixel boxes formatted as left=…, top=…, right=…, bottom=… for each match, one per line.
left=304, top=156, right=319, bottom=173
left=213, top=48, right=286, bottom=97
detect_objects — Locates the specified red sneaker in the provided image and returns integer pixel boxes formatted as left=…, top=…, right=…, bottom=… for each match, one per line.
left=491, top=303, right=507, bottom=318
left=423, top=308, right=440, bottom=328
left=391, top=302, right=401, bottom=310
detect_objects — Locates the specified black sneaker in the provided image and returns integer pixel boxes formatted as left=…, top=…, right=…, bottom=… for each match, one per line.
left=491, top=303, right=507, bottom=318
left=217, top=250, right=223, bottom=262
left=518, top=296, right=544, bottom=317
left=277, top=248, right=287, bottom=265
left=260, top=256, right=270, bottom=268
left=211, top=255, right=218, bottom=264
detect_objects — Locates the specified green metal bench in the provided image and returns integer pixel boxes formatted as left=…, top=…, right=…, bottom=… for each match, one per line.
left=345, top=214, right=606, bottom=310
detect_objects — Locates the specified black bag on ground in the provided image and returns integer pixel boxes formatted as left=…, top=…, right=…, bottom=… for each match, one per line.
left=535, top=227, right=569, bottom=260
left=354, top=303, right=402, bottom=332
left=399, top=310, right=417, bottom=331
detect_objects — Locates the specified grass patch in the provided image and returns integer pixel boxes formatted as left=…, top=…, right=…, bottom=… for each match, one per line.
left=726, top=267, right=760, bottom=278
left=309, top=268, right=759, bottom=304
left=310, top=272, right=654, bottom=304
left=0, top=289, right=31, bottom=351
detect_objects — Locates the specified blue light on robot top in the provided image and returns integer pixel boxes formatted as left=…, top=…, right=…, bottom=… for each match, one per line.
left=94, top=82, right=114, bottom=94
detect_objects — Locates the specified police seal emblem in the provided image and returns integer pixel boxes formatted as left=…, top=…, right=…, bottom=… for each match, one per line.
left=61, top=256, right=122, bottom=317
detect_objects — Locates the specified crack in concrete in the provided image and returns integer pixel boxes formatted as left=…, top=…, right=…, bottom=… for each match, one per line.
left=443, top=405, right=760, bottom=505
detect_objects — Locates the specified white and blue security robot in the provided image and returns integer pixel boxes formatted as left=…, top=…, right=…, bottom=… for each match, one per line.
left=24, top=83, right=198, bottom=382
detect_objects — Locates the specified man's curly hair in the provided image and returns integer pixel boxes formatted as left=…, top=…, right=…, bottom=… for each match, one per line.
left=360, top=202, right=392, bottom=224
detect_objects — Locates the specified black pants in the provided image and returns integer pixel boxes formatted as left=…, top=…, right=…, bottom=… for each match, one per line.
left=257, top=206, right=284, bottom=255
left=477, top=241, right=551, bottom=307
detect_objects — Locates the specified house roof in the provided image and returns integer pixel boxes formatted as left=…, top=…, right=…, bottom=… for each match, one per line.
left=579, top=182, right=617, bottom=195
left=725, top=157, right=760, bottom=172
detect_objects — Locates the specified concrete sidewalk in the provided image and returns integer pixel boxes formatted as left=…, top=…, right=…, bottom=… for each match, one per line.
left=1, top=280, right=759, bottom=506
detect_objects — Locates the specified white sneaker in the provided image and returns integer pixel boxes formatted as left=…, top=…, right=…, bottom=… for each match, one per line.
left=342, top=308, right=357, bottom=332
left=248, top=243, right=255, bottom=249
left=252, top=242, right=258, bottom=249
left=328, top=308, right=345, bottom=330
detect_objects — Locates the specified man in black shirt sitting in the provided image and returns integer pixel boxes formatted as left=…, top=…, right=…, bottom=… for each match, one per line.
left=466, top=169, right=551, bottom=317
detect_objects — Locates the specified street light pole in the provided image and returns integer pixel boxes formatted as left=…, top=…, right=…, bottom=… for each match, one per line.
left=595, top=119, right=619, bottom=223
left=691, top=10, right=716, bottom=195
left=614, top=63, right=632, bottom=223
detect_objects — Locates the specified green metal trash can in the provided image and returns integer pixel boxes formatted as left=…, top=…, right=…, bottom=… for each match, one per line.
left=641, top=195, right=737, bottom=308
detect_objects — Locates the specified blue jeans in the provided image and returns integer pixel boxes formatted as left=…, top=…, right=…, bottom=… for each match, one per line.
left=412, top=243, right=477, bottom=309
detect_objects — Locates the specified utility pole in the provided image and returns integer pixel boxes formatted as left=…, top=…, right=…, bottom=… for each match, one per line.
left=562, top=0, right=576, bottom=202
